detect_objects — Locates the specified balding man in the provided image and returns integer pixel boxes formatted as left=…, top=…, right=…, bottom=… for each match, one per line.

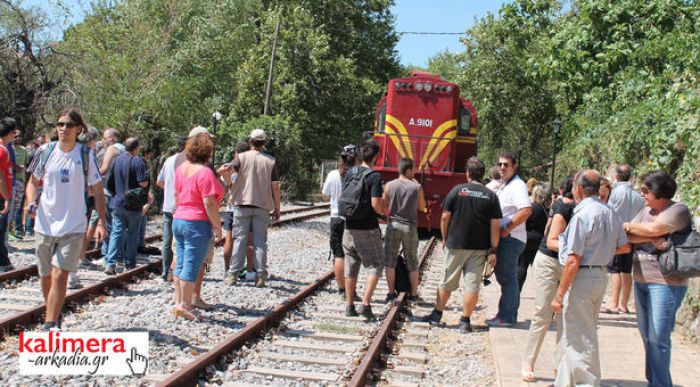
left=551, top=170, right=630, bottom=386
left=104, top=137, right=148, bottom=274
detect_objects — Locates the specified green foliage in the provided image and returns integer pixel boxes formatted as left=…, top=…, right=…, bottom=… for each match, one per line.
left=428, top=0, right=700, bottom=208
left=52, top=0, right=399, bottom=197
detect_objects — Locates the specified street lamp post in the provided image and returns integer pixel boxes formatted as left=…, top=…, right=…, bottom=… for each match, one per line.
left=212, top=111, right=222, bottom=164
left=550, top=117, right=562, bottom=193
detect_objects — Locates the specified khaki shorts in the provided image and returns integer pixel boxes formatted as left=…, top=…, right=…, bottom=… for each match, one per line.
left=343, top=228, right=384, bottom=279
left=383, top=221, right=419, bottom=271
left=35, top=232, right=84, bottom=277
left=440, top=248, right=488, bottom=293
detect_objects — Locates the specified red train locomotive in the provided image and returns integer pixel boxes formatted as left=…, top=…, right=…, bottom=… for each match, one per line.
left=372, top=72, right=478, bottom=230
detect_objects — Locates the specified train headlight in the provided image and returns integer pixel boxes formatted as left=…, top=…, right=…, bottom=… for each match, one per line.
left=424, top=83, right=432, bottom=92
left=415, top=82, right=423, bottom=91
left=395, top=82, right=402, bottom=89
left=446, top=85, right=453, bottom=92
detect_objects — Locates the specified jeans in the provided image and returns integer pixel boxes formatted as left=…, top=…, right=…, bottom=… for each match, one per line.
left=172, top=219, right=211, bottom=282
left=231, top=206, right=270, bottom=278
left=101, top=195, right=114, bottom=257
left=138, top=215, right=148, bottom=247
left=494, top=235, right=526, bottom=323
left=634, top=282, right=687, bottom=387
left=0, top=198, right=10, bottom=266
left=105, top=208, right=141, bottom=268
left=161, top=212, right=174, bottom=278
left=13, top=187, right=25, bottom=235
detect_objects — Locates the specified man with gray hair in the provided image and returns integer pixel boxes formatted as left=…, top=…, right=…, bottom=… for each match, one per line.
left=224, top=128, right=280, bottom=288
left=551, top=170, right=630, bottom=386
left=603, top=163, right=645, bottom=314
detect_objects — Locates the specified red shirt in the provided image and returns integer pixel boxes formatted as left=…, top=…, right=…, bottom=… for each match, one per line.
left=0, top=144, right=13, bottom=200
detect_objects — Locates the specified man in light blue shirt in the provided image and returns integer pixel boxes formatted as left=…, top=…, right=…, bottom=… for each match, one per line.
left=605, top=164, right=645, bottom=314
left=551, top=170, right=630, bottom=387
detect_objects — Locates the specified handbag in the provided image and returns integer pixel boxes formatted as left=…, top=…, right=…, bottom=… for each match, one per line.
left=124, top=156, right=149, bottom=212
left=657, top=227, right=700, bottom=279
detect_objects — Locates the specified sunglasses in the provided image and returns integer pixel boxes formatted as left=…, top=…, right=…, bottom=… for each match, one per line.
left=640, top=187, right=650, bottom=194
left=56, top=122, right=77, bottom=128
left=497, top=162, right=511, bottom=167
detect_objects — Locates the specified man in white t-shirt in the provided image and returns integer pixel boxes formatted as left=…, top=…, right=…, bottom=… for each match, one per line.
left=486, top=152, right=532, bottom=327
left=25, top=109, right=106, bottom=330
left=156, top=138, right=186, bottom=281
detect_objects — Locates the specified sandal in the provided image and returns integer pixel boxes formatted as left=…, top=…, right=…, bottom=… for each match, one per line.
left=601, top=307, right=619, bottom=314
left=521, top=370, right=536, bottom=383
left=172, top=306, right=204, bottom=321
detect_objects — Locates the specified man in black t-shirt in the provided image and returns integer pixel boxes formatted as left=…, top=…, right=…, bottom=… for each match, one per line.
left=423, top=156, right=502, bottom=332
left=341, top=140, right=385, bottom=321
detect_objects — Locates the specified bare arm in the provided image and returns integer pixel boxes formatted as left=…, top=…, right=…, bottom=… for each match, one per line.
left=418, top=186, right=427, bottom=212
left=0, top=173, right=9, bottom=202
left=441, top=211, right=452, bottom=248
left=490, top=219, right=501, bottom=250
left=625, top=221, right=675, bottom=238
left=381, top=185, right=390, bottom=211
left=24, top=175, right=39, bottom=214
left=551, top=253, right=581, bottom=313
left=204, top=195, right=222, bottom=240
left=615, top=244, right=631, bottom=255
left=99, top=147, right=116, bottom=175
left=546, top=214, right=568, bottom=251
left=271, top=181, right=281, bottom=219
left=371, top=197, right=384, bottom=215
left=508, top=207, right=533, bottom=230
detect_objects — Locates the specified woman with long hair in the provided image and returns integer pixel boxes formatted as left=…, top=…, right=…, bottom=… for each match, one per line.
left=172, top=127, right=225, bottom=320
left=321, top=144, right=358, bottom=297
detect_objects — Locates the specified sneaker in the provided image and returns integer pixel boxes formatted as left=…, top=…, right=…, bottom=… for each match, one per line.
left=68, top=275, right=83, bottom=289
left=8, top=231, right=21, bottom=241
left=125, top=264, right=136, bottom=271
left=104, top=266, right=116, bottom=275
left=485, top=316, right=514, bottom=328
left=116, top=262, right=124, bottom=272
left=43, top=322, right=59, bottom=331
left=0, top=264, right=15, bottom=273
left=359, top=304, right=376, bottom=322
left=385, top=292, right=398, bottom=303
left=407, top=294, right=421, bottom=303
left=225, top=272, right=239, bottom=286
left=422, top=309, right=443, bottom=326
left=255, top=276, right=266, bottom=288
left=345, top=304, right=359, bottom=317
left=459, top=317, right=473, bottom=333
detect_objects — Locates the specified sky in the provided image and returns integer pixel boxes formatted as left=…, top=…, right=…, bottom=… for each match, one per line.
left=27, top=0, right=508, bottom=68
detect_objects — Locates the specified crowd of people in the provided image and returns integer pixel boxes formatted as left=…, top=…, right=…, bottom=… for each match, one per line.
left=0, top=108, right=281, bottom=325
left=323, top=142, right=695, bottom=387
left=0, top=106, right=695, bottom=386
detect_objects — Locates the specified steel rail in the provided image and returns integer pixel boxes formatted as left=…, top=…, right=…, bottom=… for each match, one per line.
left=159, top=271, right=335, bottom=386
left=0, top=209, right=330, bottom=338
left=0, top=205, right=330, bottom=284
left=348, top=236, right=437, bottom=387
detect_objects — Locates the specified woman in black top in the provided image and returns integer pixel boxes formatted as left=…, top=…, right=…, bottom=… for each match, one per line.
left=521, top=176, right=575, bottom=382
left=517, top=184, right=550, bottom=290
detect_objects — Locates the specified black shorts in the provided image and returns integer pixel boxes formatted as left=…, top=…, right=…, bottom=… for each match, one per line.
left=607, top=252, right=633, bottom=274
left=222, top=211, right=234, bottom=232
left=330, top=217, right=345, bottom=258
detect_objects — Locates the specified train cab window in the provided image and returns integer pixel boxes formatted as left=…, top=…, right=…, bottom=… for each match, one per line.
left=458, top=106, right=472, bottom=135
left=376, top=103, right=387, bottom=133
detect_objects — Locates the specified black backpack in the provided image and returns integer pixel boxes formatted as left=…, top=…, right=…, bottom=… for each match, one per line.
left=338, top=166, right=375, bottom=221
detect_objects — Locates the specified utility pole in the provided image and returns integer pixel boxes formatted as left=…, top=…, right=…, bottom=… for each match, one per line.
left=263, top=9, right=282, bottom=116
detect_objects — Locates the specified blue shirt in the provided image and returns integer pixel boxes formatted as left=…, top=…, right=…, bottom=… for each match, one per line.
left=558, top=197, right=628, bottom=266
left=110, top=152, right=148, bottom=210
left=608, top=181, right=645, bottom=223
left=8, top=143, right=15, bottom=185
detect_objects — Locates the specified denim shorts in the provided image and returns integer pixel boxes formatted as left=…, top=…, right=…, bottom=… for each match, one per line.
left=172, top=219, right=212, bottom=282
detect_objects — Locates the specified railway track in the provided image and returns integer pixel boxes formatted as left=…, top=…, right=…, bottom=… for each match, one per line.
left=157, top=236, right=438, bottom=386
left=0, top=204, right=330, bottom=285
left=0, top=205, right=330, bottom=337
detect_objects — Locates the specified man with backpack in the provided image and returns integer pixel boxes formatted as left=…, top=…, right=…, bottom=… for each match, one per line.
left=104, top=137, right=149, bottom=274
left=339, top=140, right=385, bottom=321
left=382, top=158, right=426, bottom=302
left=24, top=108, right=106, bottom=330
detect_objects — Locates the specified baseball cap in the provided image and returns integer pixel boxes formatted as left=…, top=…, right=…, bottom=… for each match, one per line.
left=249, top=128, right=266, bottom=141
left=188, top=126, right=214, bottom=138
